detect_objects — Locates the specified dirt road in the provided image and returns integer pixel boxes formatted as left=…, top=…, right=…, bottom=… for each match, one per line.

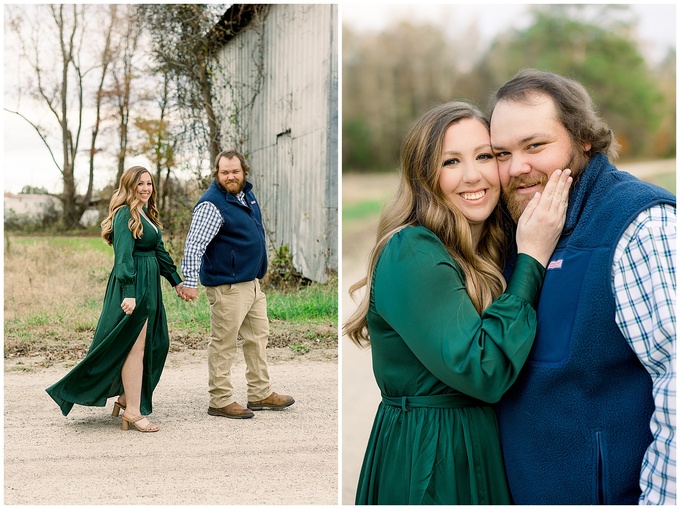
left=4, top=348, right=337, bottom=505
left=341, top=209, right=382, bottom=505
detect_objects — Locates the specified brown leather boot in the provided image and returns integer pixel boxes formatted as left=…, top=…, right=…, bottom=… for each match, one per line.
left=247, top=392, right=295, bottom=410
left=208, top=402, right=254, bottom=419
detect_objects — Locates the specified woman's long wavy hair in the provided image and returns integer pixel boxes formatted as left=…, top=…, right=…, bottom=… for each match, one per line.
left=101, top=166, right=161, bottom=245
left=343, top=101, right=512, bottom=347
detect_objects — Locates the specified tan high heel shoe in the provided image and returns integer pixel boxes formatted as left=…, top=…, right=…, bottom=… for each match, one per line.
left=111, top=398, right=126, bottom=417
left=121, top=413, right=159, bottom=432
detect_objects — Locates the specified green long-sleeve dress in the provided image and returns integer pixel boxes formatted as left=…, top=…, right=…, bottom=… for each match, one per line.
left=46, top=206, right=182, bottom=417
left=355, top=226, right=545, bottom=505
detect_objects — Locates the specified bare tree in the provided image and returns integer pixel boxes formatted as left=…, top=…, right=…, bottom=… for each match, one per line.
left=133, top=67, right=177, bottom=212
left=136, top=4, right=225, bottom=172
left=5, top=5, right=115, bottom=229
left=105, top=4, right=144, bottom=184
left=87, top=5, right=117, bottom=212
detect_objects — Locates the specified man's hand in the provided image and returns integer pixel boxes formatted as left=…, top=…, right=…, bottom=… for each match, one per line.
left=181, top=286, right=199, bottom=302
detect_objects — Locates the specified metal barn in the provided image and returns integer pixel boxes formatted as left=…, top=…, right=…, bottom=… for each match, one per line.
left=210, top=4, right=338, bottom=283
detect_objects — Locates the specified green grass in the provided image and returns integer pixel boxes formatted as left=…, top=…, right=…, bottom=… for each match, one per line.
left=6, top=234, right=112, bottom=254
left=266, top=281, right=338, bottom=322
left=643, top=172, right=676, bottom=194
left=342, top=199, right=385, bottom=222
left=161, top=285, right=212, bottom=335
left=161, top=278, right=337, bottom=331
left=5, top=234, right=338, bottom=362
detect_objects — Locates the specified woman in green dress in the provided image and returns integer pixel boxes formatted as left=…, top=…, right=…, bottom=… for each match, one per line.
left=344, top=101, right=572, bottom=504
left=46, top=166, right=184, bottom=432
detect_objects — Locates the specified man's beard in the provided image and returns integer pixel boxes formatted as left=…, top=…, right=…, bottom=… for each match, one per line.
left=218, top=179, right=245, bottom=195
left=502, top=151, right=586, bottom=223
left=502, top=173, right=549, bottom=223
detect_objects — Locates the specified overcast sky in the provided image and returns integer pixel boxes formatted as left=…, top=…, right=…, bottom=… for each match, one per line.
left=3, top=2, right=677, bottom=194
left=341, top=3, right=676, bottom=63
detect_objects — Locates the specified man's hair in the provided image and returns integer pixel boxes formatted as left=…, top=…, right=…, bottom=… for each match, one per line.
left=490, top=69, right=620, bottom=160
left=212, top=149, right=251, bottom=178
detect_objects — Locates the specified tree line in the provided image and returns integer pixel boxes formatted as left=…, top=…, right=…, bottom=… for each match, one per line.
left=343, top=4, right=676, bottom=173
left=5, top=4, right=270, bottom=230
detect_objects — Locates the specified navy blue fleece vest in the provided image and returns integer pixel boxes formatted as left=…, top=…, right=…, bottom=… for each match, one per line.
left=498, top=154, right=675, bottom=505
left=195, top=180, right=267, bottom=286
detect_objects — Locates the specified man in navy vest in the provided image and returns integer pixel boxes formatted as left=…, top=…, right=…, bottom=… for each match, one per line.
left=489, top=69, right=675, bottom=504
left=180, top=149, right=295, bottom=419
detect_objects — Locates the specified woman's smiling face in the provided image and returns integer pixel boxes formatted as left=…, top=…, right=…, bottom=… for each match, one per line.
left=136, top=172, right=153, bottom=204
left=438, top=117, right=500, bottom=233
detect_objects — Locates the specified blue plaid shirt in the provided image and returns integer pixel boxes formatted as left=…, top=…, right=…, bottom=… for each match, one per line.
left=181, top=191, right=248, bottom=288
left=180, top=189, right=241, bottom=289
left=613, top=203, right=676, bottom=504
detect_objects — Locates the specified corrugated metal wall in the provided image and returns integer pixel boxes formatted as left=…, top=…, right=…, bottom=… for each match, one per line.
left=213, top=4, right=338, bottom=283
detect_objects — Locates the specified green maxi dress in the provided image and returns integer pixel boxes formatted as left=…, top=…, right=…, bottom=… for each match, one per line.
left=355, top=226, right=545, bottom=505
left=46, top=206, right=182, bottom=417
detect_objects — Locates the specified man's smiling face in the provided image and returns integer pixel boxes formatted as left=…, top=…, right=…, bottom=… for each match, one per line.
left=490, top=92, right=588, bottom=222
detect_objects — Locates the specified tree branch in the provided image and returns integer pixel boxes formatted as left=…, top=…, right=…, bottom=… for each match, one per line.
left=3, top=108, right=64, bottom=175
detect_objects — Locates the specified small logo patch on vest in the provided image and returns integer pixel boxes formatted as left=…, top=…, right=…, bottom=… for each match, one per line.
left=250, top=200, right=256, bottom=204
left=547, top=259, right=563, bottom=270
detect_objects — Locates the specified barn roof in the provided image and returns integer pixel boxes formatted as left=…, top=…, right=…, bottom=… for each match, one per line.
left=206, top=4, right=269, bottom=51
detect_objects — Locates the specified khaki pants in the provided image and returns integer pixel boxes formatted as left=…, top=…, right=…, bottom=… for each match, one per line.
left=205, top=280, right=272, bottom=408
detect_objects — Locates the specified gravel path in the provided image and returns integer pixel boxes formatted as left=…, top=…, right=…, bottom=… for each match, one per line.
left=341, top=213, right=381, bottom=505
left=4, top=349, right=337, bottom=505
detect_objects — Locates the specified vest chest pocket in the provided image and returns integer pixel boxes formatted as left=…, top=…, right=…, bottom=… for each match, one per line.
left=530, top=249, right=593, bottom=365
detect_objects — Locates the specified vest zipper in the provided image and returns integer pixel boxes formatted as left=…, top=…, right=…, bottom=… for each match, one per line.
left=595, top=431, right=607, bottom=504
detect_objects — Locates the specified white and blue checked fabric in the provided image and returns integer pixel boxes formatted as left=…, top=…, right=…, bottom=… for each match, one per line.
left=613, top=203, right=676, bottom=505
left=180, top=201, right=224, bottom=288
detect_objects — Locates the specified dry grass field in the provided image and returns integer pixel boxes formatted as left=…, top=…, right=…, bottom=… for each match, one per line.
left=4, top=236, right=337, bottom=369
left=4, top=237, right=111, bottom=362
